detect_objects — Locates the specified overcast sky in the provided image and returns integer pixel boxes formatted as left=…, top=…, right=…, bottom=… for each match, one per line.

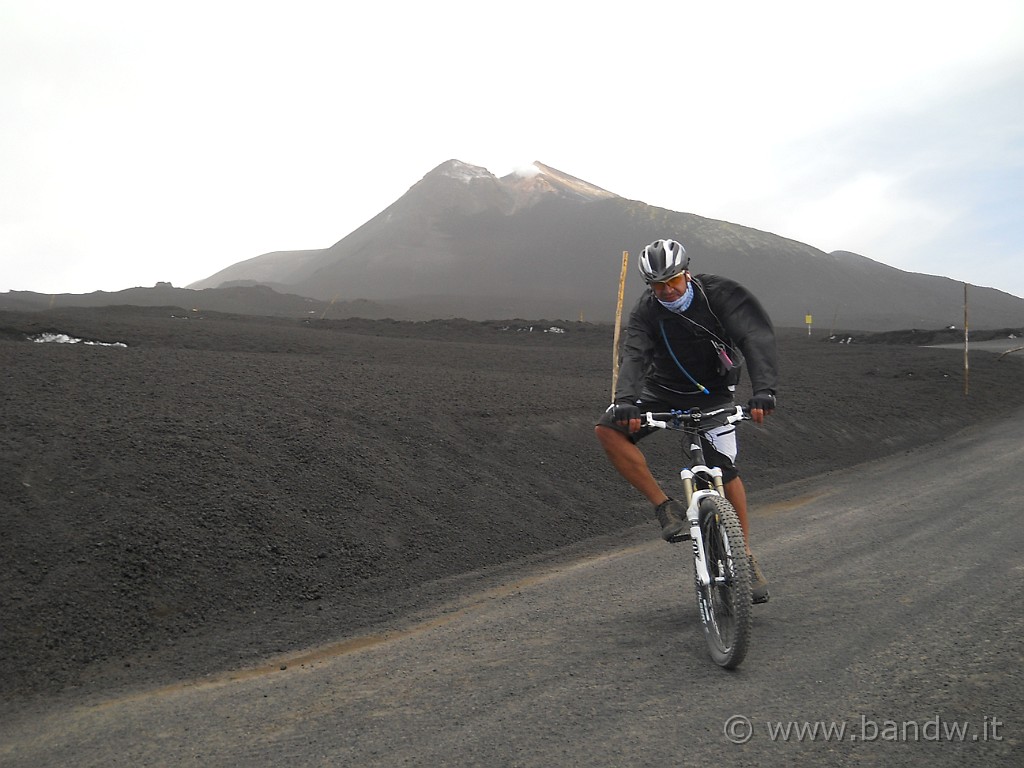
left=3, top=1, right=1023, bottom=300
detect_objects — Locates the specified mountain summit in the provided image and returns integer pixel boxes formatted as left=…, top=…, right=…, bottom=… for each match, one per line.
left=189, top=160, right=1024, bottom=329
left=363, top=159, right=617, bottom=219
left=501, top=161, right=618, bottom=208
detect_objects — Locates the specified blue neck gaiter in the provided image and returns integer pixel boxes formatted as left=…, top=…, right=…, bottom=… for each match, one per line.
left=657, top=282, right=694, bottom=315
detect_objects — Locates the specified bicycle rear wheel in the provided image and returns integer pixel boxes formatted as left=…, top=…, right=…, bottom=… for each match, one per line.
left=694, top=495, right=753, bottom=669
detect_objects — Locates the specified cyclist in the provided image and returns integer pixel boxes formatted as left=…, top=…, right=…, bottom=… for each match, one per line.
left=595, top=238, right=778, bottom=603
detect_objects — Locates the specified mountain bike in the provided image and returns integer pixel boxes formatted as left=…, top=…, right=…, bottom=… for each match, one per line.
left=642, top=405, right=753, bottom=669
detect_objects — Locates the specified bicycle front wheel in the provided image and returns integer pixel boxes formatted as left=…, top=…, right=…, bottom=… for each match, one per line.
left=694, top=495, right=753, bottom=669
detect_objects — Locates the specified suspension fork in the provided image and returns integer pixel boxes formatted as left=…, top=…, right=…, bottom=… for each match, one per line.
left=682, top=470, right=725, bottom=588
left=680, top=432, right=703, bottom=508
left=681, top=427, right=728, bottom=588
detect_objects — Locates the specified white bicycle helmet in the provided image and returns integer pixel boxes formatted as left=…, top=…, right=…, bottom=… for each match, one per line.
left=638, top=239, right=689, bottom=283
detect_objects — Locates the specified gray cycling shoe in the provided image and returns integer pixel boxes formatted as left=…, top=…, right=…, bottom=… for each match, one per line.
left=655, top=498, right=689, bottom=541
left=749, top=553, right=770, bottom=604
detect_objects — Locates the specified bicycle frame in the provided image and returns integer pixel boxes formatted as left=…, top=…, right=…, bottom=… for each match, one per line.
left=643, top=406, right=745, bottom=590
left=641, top=404, right=754, bottom=668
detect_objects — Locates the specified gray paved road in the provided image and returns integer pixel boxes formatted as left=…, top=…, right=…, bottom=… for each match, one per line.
left=2, top=411, right=1022, bottom=767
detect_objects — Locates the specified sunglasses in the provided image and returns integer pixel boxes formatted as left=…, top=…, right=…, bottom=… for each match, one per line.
left=650, top=273, right=688, bottom=293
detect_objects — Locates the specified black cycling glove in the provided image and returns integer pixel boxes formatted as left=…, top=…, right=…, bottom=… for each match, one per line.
left=748, top=391, right=777, bottom=412
left=608, top=401, right=641, bottom=424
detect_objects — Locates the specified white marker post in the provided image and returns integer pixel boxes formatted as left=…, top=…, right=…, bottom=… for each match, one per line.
left=963, top=283, right=969, bottom=396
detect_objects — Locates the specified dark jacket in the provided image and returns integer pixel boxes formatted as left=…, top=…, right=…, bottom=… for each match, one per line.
left=615, top=273, right=779, bottom=402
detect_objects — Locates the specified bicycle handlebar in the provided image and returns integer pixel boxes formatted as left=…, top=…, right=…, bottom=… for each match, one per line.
left=641, top=405, right=749, bottom=430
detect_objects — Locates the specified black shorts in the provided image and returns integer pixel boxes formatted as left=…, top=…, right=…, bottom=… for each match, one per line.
left=596, top=389, right=740, bottom=482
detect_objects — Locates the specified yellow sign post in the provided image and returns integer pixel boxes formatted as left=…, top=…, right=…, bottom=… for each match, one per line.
left=805, top=313, right=813, bottom=336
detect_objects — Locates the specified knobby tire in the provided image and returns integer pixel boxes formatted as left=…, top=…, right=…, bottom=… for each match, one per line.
left=694, top=495, right=753, bottom=669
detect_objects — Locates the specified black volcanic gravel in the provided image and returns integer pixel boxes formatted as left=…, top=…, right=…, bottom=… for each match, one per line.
left=2, top=307, right=1022, bottom=711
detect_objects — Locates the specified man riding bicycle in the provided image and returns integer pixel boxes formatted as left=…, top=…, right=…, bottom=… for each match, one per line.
left=595, top=238, right=779, bottom=603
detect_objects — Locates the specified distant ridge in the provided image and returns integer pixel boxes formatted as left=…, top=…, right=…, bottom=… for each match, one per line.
left=0, top=284, right=401, bottom=320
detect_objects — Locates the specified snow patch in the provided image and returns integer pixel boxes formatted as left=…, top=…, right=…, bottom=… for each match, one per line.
left=30, top=332, right=127, bottom=347
left=441, top=161, right=493, bottom=184
left=498, top=325, right=566, bottom=334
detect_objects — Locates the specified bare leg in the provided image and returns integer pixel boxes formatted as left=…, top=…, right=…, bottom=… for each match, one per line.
left=596, top=425, right=756, bottom=557
left=594, top=425, right=668, bottom=507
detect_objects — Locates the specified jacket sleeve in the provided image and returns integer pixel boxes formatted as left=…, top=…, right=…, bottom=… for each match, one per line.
left=704, top=275, right=779, bottom=396
left=613, top=297, right=654, bottom=403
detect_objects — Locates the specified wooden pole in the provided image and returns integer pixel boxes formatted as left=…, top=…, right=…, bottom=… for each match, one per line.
left=611, top=250, right=629, bottom=401
left=963, top=282, right=969, bottom=396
